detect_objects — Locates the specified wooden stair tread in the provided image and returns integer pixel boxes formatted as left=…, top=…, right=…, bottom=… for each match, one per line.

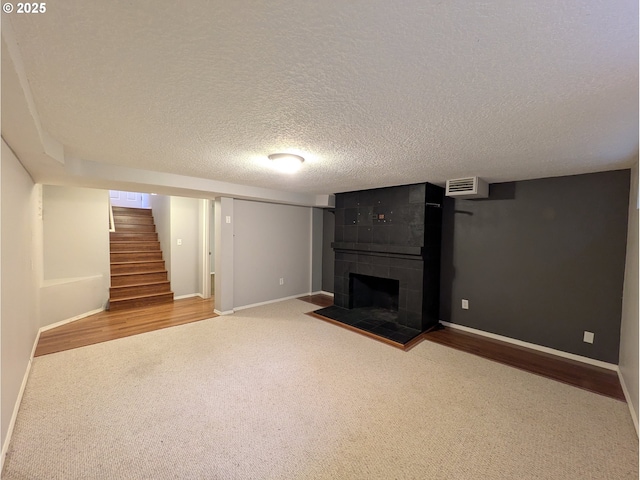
left=111, top=260, right=165, bottom=264
left=111, top=249, right=162, bottom=254
left=110, top=281, right=170, bottom=289
left=113, top=225, right=155, bottom=231
left=109, top=207, right=172, bottom=311
left=109, top=240, right=160, bottom=246
left=111, top=270, right=167, bottom=276
left=111, top=253, right=160, bottom=256
left=109, top=234, right=158, bottom=239
left=113, top=213, right=153, bottom=224
left=112, top=207, right=152, bottom=213
left=109, top=292, right=174, bottom=303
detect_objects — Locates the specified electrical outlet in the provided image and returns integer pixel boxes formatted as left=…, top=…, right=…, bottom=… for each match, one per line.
left=583, top=331, right=594, bottom=344
left=279, top=278, right=284, bottom=285
left=225, top=216, right=231, bottom=224
left=461, top=299, right=469, bottom=310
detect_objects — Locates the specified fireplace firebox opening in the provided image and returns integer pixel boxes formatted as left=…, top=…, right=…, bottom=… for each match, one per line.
left=349, top=274, right=399, bottom=311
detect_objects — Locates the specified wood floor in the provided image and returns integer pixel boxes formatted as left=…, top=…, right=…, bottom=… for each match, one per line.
left=423, top=325, right=625, bottom=401
left=35, top=297, right=216, bottom=357
left=299, top=294, right=625, bottom=401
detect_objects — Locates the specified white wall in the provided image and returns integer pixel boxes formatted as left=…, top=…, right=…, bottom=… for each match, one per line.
left=170, top=196, right=200, bottom=297
left=39, top=185, right=110, bottom=326
left=619, top=160, right=639, bottom=433
left=39, top=276, right=107, bottom=327
left=233, top=200, right=312, bottom=307
left=43, top=185, right=110, bottom=280
left=151, top=194, right=172, bottom=285
left=1, top=140, right=39, bottom=455
left=150, top=194, right=201, bottom=298
left=210, top=200, right=215, bottom=274
left=197, top=199, right=211, bottom=298
left=214, top=197, right=234, bottom=314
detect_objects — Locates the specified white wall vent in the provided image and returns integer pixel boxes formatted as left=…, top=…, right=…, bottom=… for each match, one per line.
left=445, top=177, right=489, bottom=198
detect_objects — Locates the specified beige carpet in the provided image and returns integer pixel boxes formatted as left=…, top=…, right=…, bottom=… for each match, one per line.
left=3, top=299, right=638, bottom=479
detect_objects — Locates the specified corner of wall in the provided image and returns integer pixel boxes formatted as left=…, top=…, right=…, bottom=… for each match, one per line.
left=618, top=160, right=639, bottom=435
left=0, top=140, right=40, bottom=461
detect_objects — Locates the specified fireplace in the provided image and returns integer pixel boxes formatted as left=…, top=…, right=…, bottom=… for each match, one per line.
left=314, top=182, right=443, bottom=345
left=350, top=273, right=399, bottom=311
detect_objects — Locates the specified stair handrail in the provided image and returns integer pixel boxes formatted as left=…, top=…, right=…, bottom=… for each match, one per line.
left=108, top=201, right=115, bottom=232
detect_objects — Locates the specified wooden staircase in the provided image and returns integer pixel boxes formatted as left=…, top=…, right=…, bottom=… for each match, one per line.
left=108, top=206, right=174, bottom=310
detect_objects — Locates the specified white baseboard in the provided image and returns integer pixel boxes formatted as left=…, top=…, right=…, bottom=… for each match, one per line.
left=317, top=291, right=334, bottom=297
left=440, top=321, right=618, bottom=371
left=30, top=330, right=41, bottom=360
left=214, top=309, right=234, bottom=316
left=234, top=293, right=311, bottom=312
left=618, top=370, right=639, bottom=436
left=174, top=293, right=203, bottom=300
left=1, top=329, right=40, bottom=470
left=40, top=307, right=104, bottom=333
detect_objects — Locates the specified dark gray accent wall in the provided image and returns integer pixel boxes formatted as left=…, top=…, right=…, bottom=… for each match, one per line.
left=322, top=209, right=335, bottom=292
left=311, top=208, right=324, bottom=292
left=440, top=170, right=630, bottom=364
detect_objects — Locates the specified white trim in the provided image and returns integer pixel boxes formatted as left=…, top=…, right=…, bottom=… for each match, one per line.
left=199, top=198, right=211, bottom=300
left=440, top=321, right=618, bottom=371
left=39, top=308, right=104, bottom=333
left=30, top=330, right=41, bottom=361
left=319, top=290, right=334, bottom=297
left=618, top=369, right=639, bottom=436
left=309, top=208, right=314, bottom=295
left=174, top=293, right=203, bottom=300
left=41, top=274, right=103, bottom=287
left=214, top=309, right=234, bottom=316
left=1, top=329, right=40, bottom=470
left=234, top=293, right=311, bottom=312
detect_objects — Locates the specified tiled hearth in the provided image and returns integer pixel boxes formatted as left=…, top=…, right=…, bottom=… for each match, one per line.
left=315, top=305, right=421, bottom=344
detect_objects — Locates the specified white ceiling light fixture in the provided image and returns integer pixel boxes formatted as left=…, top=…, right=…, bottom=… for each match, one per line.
left=268, top=153, right=304, bottom=173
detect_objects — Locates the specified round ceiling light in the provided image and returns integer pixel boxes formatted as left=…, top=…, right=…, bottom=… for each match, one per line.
left=268, top=153, right=304, bottom=173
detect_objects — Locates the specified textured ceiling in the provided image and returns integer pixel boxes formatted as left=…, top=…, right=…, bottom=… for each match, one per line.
left=4, top=0, right=639, bottom=195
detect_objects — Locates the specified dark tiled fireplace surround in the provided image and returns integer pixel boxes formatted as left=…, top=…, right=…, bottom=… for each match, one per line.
left=316, top=182, right=443, bottom=345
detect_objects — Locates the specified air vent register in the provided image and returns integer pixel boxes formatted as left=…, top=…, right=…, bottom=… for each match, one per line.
left=445, top=176, right=489, bottom=198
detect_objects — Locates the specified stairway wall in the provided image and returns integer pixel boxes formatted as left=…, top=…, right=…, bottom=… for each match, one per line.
left=1, top=140, right=39, bottom=451
left=170, top=196, right=200, bottom=296
left=40, top=185, right=110, bottom=326
left=42, top=186, right=111, bottom=281
left=151, top=194, right=172, bottom=283
left=150, top=194, right=201, bottom=297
